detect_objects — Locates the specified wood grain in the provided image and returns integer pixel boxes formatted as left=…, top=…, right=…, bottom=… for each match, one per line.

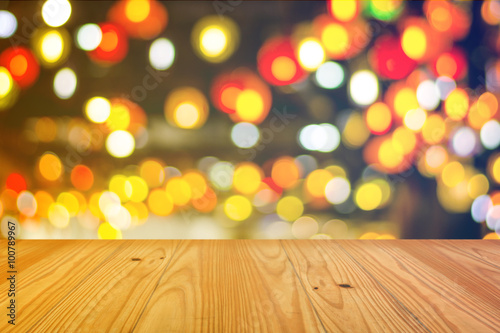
left=0, top=240, right=121, bottom=332
left=281, top=240, right=428, bottom=332
left=338, top=240, right=500, bottom=333
left=133, top=240, right=324, bottom=332
left=28, top=240, right=179, bottom=333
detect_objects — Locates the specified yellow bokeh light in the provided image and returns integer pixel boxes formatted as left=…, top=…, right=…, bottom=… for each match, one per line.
left=292, top=216, right=318, bottom=239
left=98, top=222, right=122, bottom=239
left=140, top=160, right=165, bottom=188
left=235, top=90, right=264, bottom=122
left=467, top=174, right=489, bottom=199
left=321, top=24, right=349, bottom=58
left=126, top=176, right=149, bottom=202
left=365, top=102, right=392, bottom=134
left=490, top=155, right=500, bottom=184
left=125, top=0, right=150, bottom=23
left=200, top=26, right=227, bottom=57
left=276, top=196, right=304, bottom=222
left=0, top=67, right=14, bottom=98
left=233, top=163, right=262, bottom=195
left=355, top=183, right=382, bottom=211
left=183, top=171, right=207, bottom=199
left=422, top=114, right=446, bottom=144
left=39, top=152, right=63, bottom=181
left=57, top=192, right=79, bottom=217
left=165, top=177, right=192, bottom=206
left=192, top=16, right=239, bottom=63
left=330, top=0, right=358, bottom=22
left=445, top=88, right=469, bottom=121
left=164, top=87, right=209, bottom=129
left=147, top=189, right=174, bottom=216
left=378, top=139, right=403, bottom=169
left=298, top=38, right=325, bottom=71
left=342, top=112, right=370, bottom=148
left=109, top=175, right=130, bottom=202
left=107, top=103, right=130, bottom=131
left=441, top=161, right=465, bottom=187
left=35, top=191, right=54, bottom=218
left=48, top=202, right=70, bottom=228
left=392, top=127, right=417, bottom=155
left=41, top=30, right=64, bottom=63
left=424, top=145, right=448, bottom=174
left=271, top=56, right=296, bottom=81
left=401, top=26, right=427, bottom=60
left=394, top=87, right=419, bottom=119
left=305, top=169, right=333, bottom=198
left=224, top=195, right=252, bottom=221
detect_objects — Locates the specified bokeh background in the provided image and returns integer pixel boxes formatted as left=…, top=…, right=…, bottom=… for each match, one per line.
left=0, top=0, right=499, bottom=240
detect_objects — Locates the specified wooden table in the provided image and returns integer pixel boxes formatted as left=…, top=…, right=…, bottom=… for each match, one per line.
left=1, top=240, right=499, bottom=332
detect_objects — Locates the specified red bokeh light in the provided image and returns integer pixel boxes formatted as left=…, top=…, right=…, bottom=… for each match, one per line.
left=6, top=173, right=27, bottom=193
left=0, top=46, right=40, bottom=89
left=88, top=23, right=128, bottom=64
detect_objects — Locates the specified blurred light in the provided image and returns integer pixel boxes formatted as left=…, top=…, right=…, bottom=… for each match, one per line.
left=98, top=222, right=122, bottom=239
left=165, top=87, right=209, bottom=129
left=433, top=48, right=467, bottom=80
left=140, top=160, right=165, bottom=188
left=468, top=174, right=489, bottom=199
left=149, top=38, right=175, bottom=70
left=349, top=70, right=378, bottom=106
left=42, top=0, right=72, bottom=27
left=471, top=195, right=492, bottom=223
left=297, top=38, right=325, bottom=71
left=480, top=120, right=500, bottom=150
left=192, top=16, right=239, bottom=63
left=299, top=123, right=340, bottom=152
left=342, top=112, right=370, bottom=148
left=445, top=88, right=469, bottom=121
left=17, top=191, right=37, bottom=217
left=88, top=23, right=128, bottom=64
left=234, top=90, right=264, bottom=123
left=34, top=191, right=53, bottom=218
left=416, top=80, right=440, bottom=110
left=392, top=86, right=419, bottom=119
left=292, top=216, right=318, bottom=239
left=54, top=67, right=77, bottom=99
left=126, top=176, right=148, bottom=202
left=435, top=76, right=456, bottom=100
left=106, top=130, right=135, bottom=158
left=147, top=189, right=173, bottom=216
left=107, top=102, right=131, bottom=131
left=41, top=31, right=64, bottom=62
left=392, top=126, right=416, bottom=155
left=477, top=91, right=498, bottom=118
left=422, top=114, right=445, bottom=144
left=404, top=108, right=426, bottom=132
left=424, top=145, right=448, bottom=174
left=209, top=161, right=234, bottom=191
left=306, top=169, right=333, bottom=198
left=85, top=97, right=111, bottom=123
left=272, top=157, right=300, bottom=189
left=328, top=0, right=359, bottom=22
left=76, top=24, right=102, bottom=51
left=0, top=11, right=17, bottom=38
left=371, top=35, right=416, bottom=80
left=57, top=192, right=79, bottom=217
left=107, top=205, right=131, bottom=230
left=233, top=163, right=262, bottom=195
left=166, top=177, right=192, bottom=206
left=271, top=56, right=296, bottom=81
left=325, top=177, right=350, bottom=204
left=183, top=171, right=207, bottom=199
left=441, top=161, right=465, bottom=187
left=401, top=26, right=427, bottom=60
left=231, top=122, right=260, bottom=148
left=365, top=102, right=392, bottom=135
left=486, top=205, right=500, bottom=231
left=276, top=196, right=303, bottom=221
left=0, top=46, right=40, bottom=88
left=48, top=203, right=70, bottom=228
left=315, top=61, right=344, bottom=89
left=99, top=191, right=121, bottom=218
left=322, top=219, right=348, bottom=239
left=452, top=127, right=477, bottom=157
left=224, top=195, right=252, bottom=221
left=367, top=0, right=404, bottom=21
left=71, top=165, right=94, bottom=191
left=38, top=152, right=62, bottom=181
left=125, top=0, right=150, bottom=22
left=0, top=67, right=14, bottom=98
left=355, top=183, right=382, bottom=211
left=378, top=138, right=403, bottom=169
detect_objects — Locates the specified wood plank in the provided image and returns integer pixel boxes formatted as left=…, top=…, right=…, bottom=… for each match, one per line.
left=0, top=240, right=121, bottom=332
left=339, top=240, right=500, bottom=333
left=28, top=240, right=179, bottom=332
left=281, top=240, right=427, bottom=332
left=133, top=240, right=324, bottom=332
left=431, top=240, right=500, bottom=269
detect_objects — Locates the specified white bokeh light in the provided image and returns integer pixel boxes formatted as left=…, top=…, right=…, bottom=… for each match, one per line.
left=435, top=76, right=456, bottom=100
left=231, top=122, right=260, bottom=148
left=106, top=130, right=135, bottom=158
left=42, top=0, right=72, bottom=27
left=452, top=127, right=477, bottom=157
left=416, top=80, right=440, bottom=110
left=325, top=177, right=351, bottom=204
left=149, top=38, right=175, bottom=70
left=53, top=67, right=77, bottom=99
left=315, top=61, right=344, bottom=89
left=0, top=11, right=17, bottom=38
left=85, top=97, right=111, bottom=123
left=480, top=119, right=500, bottom=150
left=76, top=23, right=102, bottom=51
left=349, top=70, right=379, bottom=106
